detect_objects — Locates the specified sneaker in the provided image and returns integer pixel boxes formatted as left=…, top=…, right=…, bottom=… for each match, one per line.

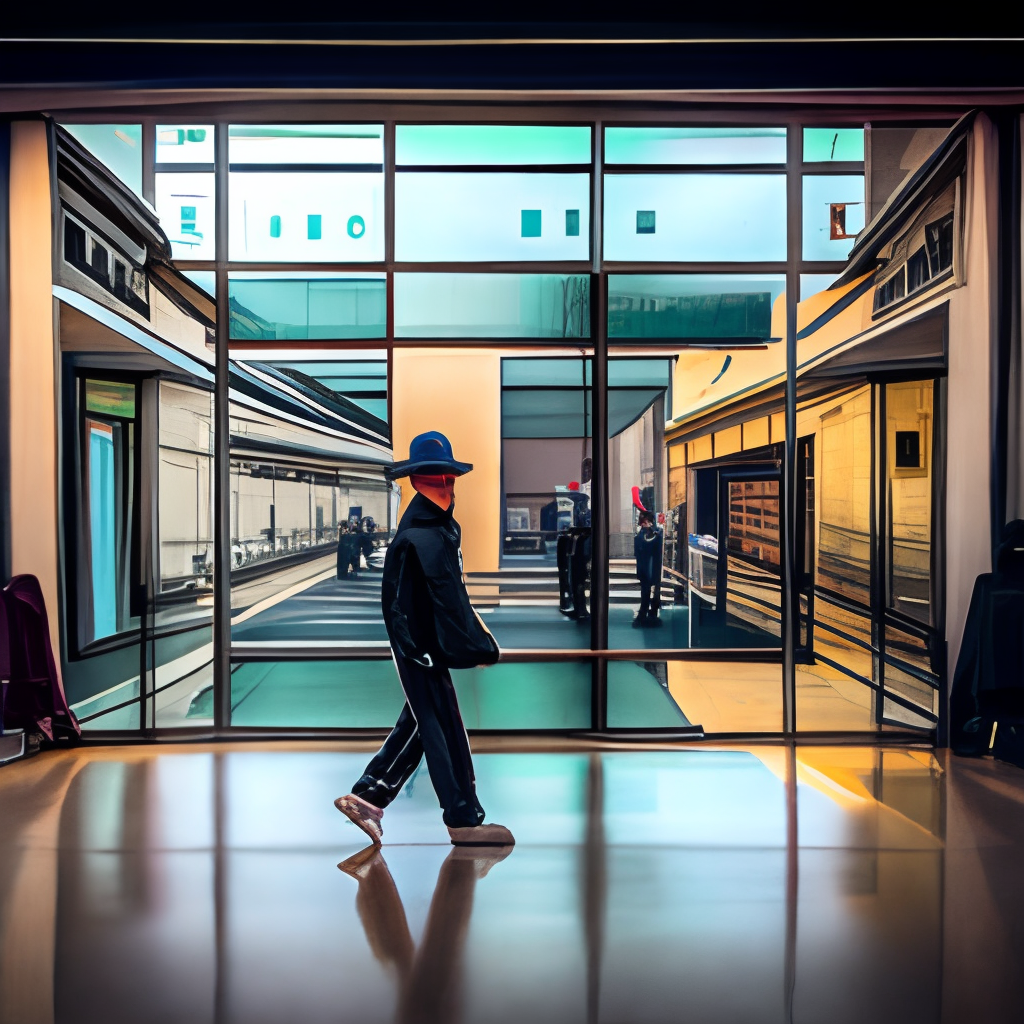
left=447, top=823, right=515, bottom=846
left=335, top=793, right=384, bottom=846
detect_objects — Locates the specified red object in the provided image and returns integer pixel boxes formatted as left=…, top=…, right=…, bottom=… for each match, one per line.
left=658, top=512, right=666, bottom=525
left=631, top=486, right=647, bottom=511
left=568, top=480, right=580, bottom=491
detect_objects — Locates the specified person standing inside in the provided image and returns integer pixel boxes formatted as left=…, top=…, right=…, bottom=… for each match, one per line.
left=335, top=431, right=514, bottom=847
left=633, top=510, right=664, bottom=628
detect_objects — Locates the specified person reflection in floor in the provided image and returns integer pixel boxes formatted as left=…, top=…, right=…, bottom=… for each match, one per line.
left=338, top=845, right=512, bottom=1024
left=335, top=431, right=514, bottom=847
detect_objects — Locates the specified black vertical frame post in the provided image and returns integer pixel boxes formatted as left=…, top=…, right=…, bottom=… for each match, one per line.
left=213, top=122, right=231, bottom=732
left=992, top=111, right=1022, bottom=557
left=782, top=124, right=801, bottom=735
left=0, top=121, right=11, bottom=586
left=141, top=121, right=155, bottom=207
left=590, top=121, right=608, bottom=731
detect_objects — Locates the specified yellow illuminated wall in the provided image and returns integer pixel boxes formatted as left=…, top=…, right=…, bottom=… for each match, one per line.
left=390, top=348, right=502, bottom=573
left=9, top=121, right=61, bottom=661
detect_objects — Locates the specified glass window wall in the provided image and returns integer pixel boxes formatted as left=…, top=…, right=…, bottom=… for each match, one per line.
left=395, top=173, right=590, bottom=262
left=603, top=174, right=787, bottom=262
left=61, top=124, right=143, bottom=195
left=802, top=174, right=866, bottom=261
left=156, top=124, right=214, bottom=164
left=155, top=172, right=216, bottom=260
left=605, top=126, right=787, bottom=165
left=394, top=274, right=590, bottom=338
left=396, top=125, right=590, bottom=165
left=228, top=273, right=386, bottom=340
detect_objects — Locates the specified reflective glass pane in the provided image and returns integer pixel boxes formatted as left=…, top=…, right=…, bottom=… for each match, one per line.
left=607, top=661, right=692, bottom=727
left=395, top=173, right=590, bottom=261
left=802, top=174, right=865, bottom=261
left=155, top=124, right=214, bottom=164
left=228, top=124, right=384, bottom=164
left=396, top=125, right=590, bottom=165
left=882, top=659, right=939, bottom=728
left=228, top=273, right=386, bottom=340
left=394, top=274, right=590, bottom=338
left=85, top=380, right=136, bottom=419
left=227, top=351, right=392, bottom=650
left=796, top=662, right=877, bottom=732
left=610, top=332, right=786, bottom=650
left=803, top=127, right=865, bottom=162
left=61, top=124, right=143, bottom=195
left=800, top=273, right=839, bottom=300
left=605, top=127, right=787, bottom=165
left=258, top=358, right=388, bottom=422
left=155, top=172, right=216, bottom=260
left=609, top=274, right=785, bottom=341
left=886, top=380, right=934, bottom=625
left=224, top=658, right=590, bottom=728
left=229, top=172, right=384, bottom=262
left=182, top=271, right=216, bottom=298
left=603, top=174, right=787, bottom=261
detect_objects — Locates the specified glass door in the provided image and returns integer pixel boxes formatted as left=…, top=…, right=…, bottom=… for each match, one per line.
left=688, top=463, right=782, bottom=648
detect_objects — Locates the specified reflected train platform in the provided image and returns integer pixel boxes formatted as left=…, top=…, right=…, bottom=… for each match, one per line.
left=0, top=742, right=1021, bottom=1023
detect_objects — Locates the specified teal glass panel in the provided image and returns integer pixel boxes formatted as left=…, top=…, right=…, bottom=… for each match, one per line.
left=803, top=174, right=866, bottom=261
left=605, top=127, right=787, bottom=165
left=61, top=124, right=143, bottom=195
left=224, top=659, right=590, bottom=728
left=155, top=124, right=214, bottom=164
left=603, top=174, right=787, bottom=261
left=395, top=173, right=590, bottom=261
left=228, top=273, right=386, bottom=340
left=608, top=662, right=692, bottom=727
left=88, top=423, right=117, bottom=640
left=565, top=209, right=580, bottom=236
left=394, top=274, right=590, bottom=338
left=501, top=357, right=671, bottom=387
left=800, top=273, right=839, bottom=300
left=395, top=124, right=591, bottom=165
left=182, top=271, right=215, bottom=297
left=608, top=275, right=784, bottom=341
left=803, top=128, right=865, bottom=162
left=307, top=214, right=322, bottom=240
left=229, top=172, right=384, bottom=261
left=264, top=359, right=388, bottom=419
left=228, top=124, right=384, bottom=164
left=521, top=209, right=542, bottom=237
left=155, top=172, right=216, bottom=260
left=85, top=380, right=136, bottom=419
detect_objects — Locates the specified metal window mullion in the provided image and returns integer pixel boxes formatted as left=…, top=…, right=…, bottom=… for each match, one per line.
left=213, top=122, right=232, bottom=733
left=142, top=122, right=156, bottom=207
left=782, top=123, right=801, bottom=736
left=590, top=120, right=608, bottom=731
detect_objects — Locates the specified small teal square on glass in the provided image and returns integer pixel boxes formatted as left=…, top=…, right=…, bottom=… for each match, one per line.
left=521, top=209, right=542, bottom=237
left=565, top=209, right=580, bottom=236
left=307, top=214, right=322, bottom=240
left=269, top=215, right=282, bottom=238
left=636, top=210, right=656, bottom=234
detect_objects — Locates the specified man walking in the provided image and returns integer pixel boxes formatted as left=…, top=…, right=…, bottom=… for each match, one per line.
left=335, top=431, right=514, bottom=847
left=633, top=510, right=664, bottom=628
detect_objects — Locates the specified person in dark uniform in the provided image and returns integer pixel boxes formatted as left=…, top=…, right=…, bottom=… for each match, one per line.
left=335, top=431, right=514, bottom=848
left=633, top=510, right=664, bottom=628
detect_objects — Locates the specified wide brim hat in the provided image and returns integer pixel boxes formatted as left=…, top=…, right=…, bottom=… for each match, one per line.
left=386, top=430, right=473, bottom=481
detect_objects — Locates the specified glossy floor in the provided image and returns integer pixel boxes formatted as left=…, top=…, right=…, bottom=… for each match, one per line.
left=0, top=742, right=1021, bottom=1023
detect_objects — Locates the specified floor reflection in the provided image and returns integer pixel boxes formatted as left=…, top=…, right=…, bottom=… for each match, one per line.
left=0, top=744, right=1021, bottom=1023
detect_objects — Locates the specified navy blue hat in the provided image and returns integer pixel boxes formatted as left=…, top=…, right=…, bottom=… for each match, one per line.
left=386, top=430, right=473, bottom=480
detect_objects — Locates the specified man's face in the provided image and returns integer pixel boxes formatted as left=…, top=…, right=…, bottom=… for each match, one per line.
left=411, top=473, right=456, bottom=510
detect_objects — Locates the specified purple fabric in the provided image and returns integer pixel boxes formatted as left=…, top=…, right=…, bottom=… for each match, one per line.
left=2, top=575, right=80, bottom=740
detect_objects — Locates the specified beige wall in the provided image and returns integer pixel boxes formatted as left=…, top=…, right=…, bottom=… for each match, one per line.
left=8, top=120, right=61, bottom=662
left=390, top=348, right=502, bottom=573
left=945, top=116, right=997, bottom=680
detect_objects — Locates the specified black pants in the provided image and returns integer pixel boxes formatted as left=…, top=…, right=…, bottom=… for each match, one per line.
left=638, top=577, right=660, bottom=620
left=351, top=656, right=485, bottom=828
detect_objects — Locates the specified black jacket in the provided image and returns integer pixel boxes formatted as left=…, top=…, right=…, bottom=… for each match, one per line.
left=381, top=493, right=499, bottom=670
left=634, top=526, right=664, bottom=583
left=950, top=519, right=1024, bottom=754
